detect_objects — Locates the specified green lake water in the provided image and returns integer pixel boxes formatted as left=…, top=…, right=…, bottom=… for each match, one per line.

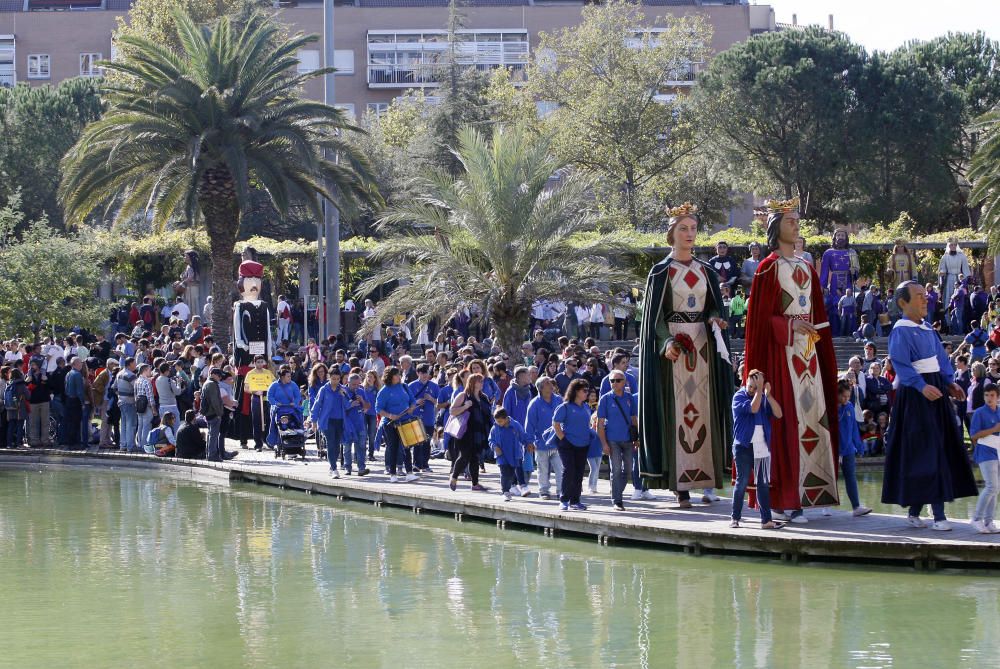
left=1, top=467, right=998, bottom=669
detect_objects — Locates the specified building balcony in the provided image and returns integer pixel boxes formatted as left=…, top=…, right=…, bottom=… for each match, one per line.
left=0, top=72, right=15, bottom=87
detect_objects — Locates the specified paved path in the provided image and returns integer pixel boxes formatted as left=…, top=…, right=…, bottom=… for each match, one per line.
left=2, top=440, right=997, bottom=571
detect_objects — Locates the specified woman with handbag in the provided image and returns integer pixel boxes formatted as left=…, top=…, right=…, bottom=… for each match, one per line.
left=448, top=372, right=492, bottom=492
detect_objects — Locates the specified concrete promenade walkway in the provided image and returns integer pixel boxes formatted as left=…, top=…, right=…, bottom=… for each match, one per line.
left=1, top=440, right=997, bottom=571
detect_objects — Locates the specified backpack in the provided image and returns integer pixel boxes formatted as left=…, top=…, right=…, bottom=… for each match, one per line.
left=4, top=382, right=22, bottom=413
left=141, top=305, right=155, bottom=327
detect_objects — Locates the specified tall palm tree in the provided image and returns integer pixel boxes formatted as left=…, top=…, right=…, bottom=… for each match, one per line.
left=971, top=107, right=1000, bottom=246
left=359, top=124, right=635, bottom=358
left=60, top=10, right=376, bottom=343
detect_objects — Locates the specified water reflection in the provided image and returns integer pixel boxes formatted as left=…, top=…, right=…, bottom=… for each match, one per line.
left=1, top=468, right=998, bottom=669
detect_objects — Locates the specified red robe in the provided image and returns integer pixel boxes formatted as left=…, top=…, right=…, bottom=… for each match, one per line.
left=743, top=252, right=840, bottom=511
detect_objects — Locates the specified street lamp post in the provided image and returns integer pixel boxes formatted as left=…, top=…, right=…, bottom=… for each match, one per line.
left=323, top=0, right=341, bottom=339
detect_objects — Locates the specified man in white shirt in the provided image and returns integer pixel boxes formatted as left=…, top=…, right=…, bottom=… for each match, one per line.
left=44, top=339, right=64, bottom=373
left=202, top=296, right=213, bottom=326
left=276, top=294, right=291, bottom=343
left=172, top=297, right=191, bottom=323
left=363, top=299, right=381, bottom=342
left=589, top=303, right=604, bottom=340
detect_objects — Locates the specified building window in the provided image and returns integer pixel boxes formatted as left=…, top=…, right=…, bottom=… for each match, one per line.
left=297, top=49, right=320, bottom=74
left=79, top=52, right=102, bottom=77
left=366, top=102, right=389, bottom=118
left=366, top=30, right=529, bottom=88
left=334, top=49, right=354, bottom=75
left=28, top=54, right=50, bottom=79
left=335, top=103, right=355, bottom=122
left=0, top=35, right=15, bottom=88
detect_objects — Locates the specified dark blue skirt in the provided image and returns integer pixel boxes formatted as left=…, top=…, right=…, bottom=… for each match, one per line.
left=881, top=372, right=978, bottom=507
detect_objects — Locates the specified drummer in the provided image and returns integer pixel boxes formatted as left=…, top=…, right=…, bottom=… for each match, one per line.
left=408, top=363, right=440, bottom=474
left=375, top=366, right=420, bottom=483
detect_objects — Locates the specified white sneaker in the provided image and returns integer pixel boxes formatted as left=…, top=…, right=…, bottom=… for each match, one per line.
left=987, top=521, right=1000, bottom=534
left=631, top=490, right=644, bottom=501
left=821, top=508, right=833, bottom=516
left=771, top=511, right=790, bottom=522
left=329, top=469, right=340, bottom=479
left=906, top=516, right=927, bottom=528
left=511, top=485, right=523, bottom=496
left=390, top=475, right=398, bottom=483
left=503, top=492, right=512, bottom=502
left=405, top=473, right=419, bottom=483
left=520, top=486, right=531, bottom=498
left=789, top=513, right=808, bottom=524
left=852, top=506, right=872, bottom=517
left=588, top=487, right=598, bottom=495
left=702, top=490, right=721, bottom=502
left=640, top=490, right=657, bottom=501
left=931, top=520, right=952, bottom=531
left=972, top=519, right=990, bottom=534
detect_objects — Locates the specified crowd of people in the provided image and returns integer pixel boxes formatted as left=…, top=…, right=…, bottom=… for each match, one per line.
left=1, top=231, right=998, bottom=535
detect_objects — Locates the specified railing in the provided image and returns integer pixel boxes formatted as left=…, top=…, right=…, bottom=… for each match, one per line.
left=368, top=62, right=526, bottom=87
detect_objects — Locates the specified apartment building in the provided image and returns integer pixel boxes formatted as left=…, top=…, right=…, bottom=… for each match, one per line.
left=0, top=0, right=776, bottom=119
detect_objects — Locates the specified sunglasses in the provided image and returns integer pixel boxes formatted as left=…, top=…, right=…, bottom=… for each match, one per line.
left=611, top=378, right=625, bottom=384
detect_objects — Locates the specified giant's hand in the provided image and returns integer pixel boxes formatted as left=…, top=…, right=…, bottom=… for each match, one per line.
left=710, top=317, right=728, bottom=330
left=792, top=320, right=818, bottom=336
left=921, top=385, right=943, bottom=401
left=663, top=344, right=681, bottom=362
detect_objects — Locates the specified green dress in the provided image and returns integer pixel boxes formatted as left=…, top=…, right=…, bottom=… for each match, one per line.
left=637, top=255, right=734, bottom=490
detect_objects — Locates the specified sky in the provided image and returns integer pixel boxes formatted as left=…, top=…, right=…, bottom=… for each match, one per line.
left=756, top=0, right=1000, bottom=53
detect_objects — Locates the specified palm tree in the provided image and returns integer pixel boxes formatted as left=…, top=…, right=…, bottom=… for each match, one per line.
left=971, top=107, right=1000, bottom=246
left=60, top=10, right=376, bottom=343
left=358, top=124, right=635, bottom=358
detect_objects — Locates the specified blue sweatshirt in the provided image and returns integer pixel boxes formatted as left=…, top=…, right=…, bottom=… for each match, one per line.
left=267, top=380, right=302, bottom=408
left=970, top=403, right=1000, bottom=464
left=731, top=388, right=772, bottom=448
left=502, top=384, right=533, bottom=425
left=489, top=419, right=531, bottom=466
left=310, top=382, right=348, bottom=430
left=374, top=383, right=414, bottom=420
left=596, top=390, right=637, bottom=443
left=408, top=378, right=440, bottom=428
left=837, top=402, right=862, bottom=458
left=525, top=393, right=562, bottom=450
left=343, top=386, right=367, bottom=439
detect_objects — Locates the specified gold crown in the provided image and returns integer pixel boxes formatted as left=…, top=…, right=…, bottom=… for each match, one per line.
left=667, top=202, right=698, bottom=218
left=765, top=197, right=800, bottom=213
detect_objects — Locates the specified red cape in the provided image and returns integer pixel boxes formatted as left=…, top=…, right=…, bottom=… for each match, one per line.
left=742, top=253, right=839, bottom=510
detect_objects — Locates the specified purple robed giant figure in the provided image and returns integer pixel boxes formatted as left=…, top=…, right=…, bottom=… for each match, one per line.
left=819, top=229, right=859, bottom=299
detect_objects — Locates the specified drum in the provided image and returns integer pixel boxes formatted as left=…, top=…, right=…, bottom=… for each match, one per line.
left=396, top=417, right=427, bottom=448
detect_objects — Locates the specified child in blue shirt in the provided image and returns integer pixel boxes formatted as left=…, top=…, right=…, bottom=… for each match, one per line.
left=968, top=383, right=1000, bottom=533
left=837, top=379, right=872, bottom=517
left=730, top=369, right=783, bottom=528
left=489, top=408, right=532, bottom=501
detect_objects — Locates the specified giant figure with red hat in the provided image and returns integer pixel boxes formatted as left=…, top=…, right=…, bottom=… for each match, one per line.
left=743, top=198, right=840, bottom=522
left=232, top=260, right=274, bottom=445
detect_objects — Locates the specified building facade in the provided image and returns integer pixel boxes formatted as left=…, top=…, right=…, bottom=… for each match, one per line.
left=0, top=0, right=776, bottom=118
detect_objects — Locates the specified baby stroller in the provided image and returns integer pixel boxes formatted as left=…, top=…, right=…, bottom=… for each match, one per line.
left=273, top=405, right=308, bottom=461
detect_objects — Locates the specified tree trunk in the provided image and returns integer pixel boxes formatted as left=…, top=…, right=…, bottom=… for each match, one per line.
left=198, top=167, right=240, bottom=347
left=491, top=303, right=531, bottom=361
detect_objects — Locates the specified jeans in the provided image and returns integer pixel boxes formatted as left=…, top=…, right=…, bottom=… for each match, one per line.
left=81, top=404, right=92, bottom=448
left=137, top=411, right=154, bottom=453
left=365, top=414, right=377, bottom=458
left=840, top=311, right=855, bottom=337
left=499, top=463, right=526, bottom=493
left=587, top=456, right=602, bottom=492
left=607, top=441, right=634, bottom=504
left=323, top=419, right=344, bottom=471
left=206, top=416, right=222, bottom=460
left=908, top=502, right=946, bottom=522
left=27, top=401, right=50, bottom=446
left=731, top=446, right=772, bottom=524
left=558, top=441, right=589, bottom=505
left=840, top=453, right=861, bottom=509
left=120, top=402, right=138, bottom=452
left=278, top=319, right=290, bottom=343
left=413, top=425, right=433, bottom=469
left=343, top=432, right=366, bottom=472
left=535, top=448, right=563, bottom=497
left=98, top=401, right=114, bottom=447
left=6, top=414, right=24, bottom=448
left=383, top=421, right=412, bottom=475
left=974, top=460, right=999, bottom=523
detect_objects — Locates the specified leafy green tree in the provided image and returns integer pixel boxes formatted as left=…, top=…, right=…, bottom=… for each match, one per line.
left=905, top=32, right=1000, bottom=226
left=358, top=125, right=635, bottom=357
left=0, top=78, right=104, bottom=229
left=529, top=0, right=711, bottom=229
left=694, top=26, right=864, bottom=222
left=0, top=192, right=107, bottom=336
left=60, top=10, right=377, bottom=344
left=843, top=50, right=963, bottom=229
left=114, top=0, right=272, bottom=53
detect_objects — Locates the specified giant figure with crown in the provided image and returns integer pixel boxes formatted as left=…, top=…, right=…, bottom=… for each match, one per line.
left=232, top=260, right=274, bottom=444
left=742, top=198, right=840, bottom=522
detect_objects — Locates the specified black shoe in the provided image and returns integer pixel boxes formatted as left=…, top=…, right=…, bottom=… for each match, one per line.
left=255, top=446, right=262, bottom=452
left=240, top=442, right=248, bottom=449
left=613, top=503, right=626, bottom=511
left=357, top=468, right=369, bottom=476
left=222, top=451, right=237, bottom=460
